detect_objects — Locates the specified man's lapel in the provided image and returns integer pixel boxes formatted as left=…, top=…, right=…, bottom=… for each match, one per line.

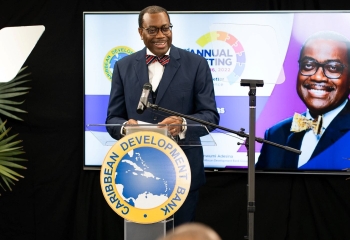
left=133, top=48, right=150, bottom=90
left=155, top=46, right=180, bottom=104
left=283, top=131, right=306, bottom=168
left=311, top=100, right=350, bottom=159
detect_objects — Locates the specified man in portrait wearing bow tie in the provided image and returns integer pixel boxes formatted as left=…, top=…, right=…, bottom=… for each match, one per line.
left=105, top=5, right=219, bottom=226
left=256, top=31, right=350, bottom=170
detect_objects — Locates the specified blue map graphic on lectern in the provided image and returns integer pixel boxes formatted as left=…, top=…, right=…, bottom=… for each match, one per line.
left=115, top=147, right=176, bottom=209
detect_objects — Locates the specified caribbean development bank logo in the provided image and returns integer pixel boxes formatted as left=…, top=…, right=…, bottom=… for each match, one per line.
left=100, top=131, right=191, bottom=224
left=103, top=46, right=135, bottom=80
left=188, top=31, right=246, bottom=86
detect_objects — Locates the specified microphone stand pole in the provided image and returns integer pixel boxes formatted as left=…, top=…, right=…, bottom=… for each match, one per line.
left=240, top=79, right=263, bottom=240
left=146, top=83, right=300, bottom=240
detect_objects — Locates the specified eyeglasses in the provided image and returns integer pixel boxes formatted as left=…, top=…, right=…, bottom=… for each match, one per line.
left=140, top=25, right=173, bottom=36
left=298, top=59, right=347, bottom=79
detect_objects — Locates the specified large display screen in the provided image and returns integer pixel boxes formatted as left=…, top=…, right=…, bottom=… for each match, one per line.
left=84, top=11, right=350, bottom=174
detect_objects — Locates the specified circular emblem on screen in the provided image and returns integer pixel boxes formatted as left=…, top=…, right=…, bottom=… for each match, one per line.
left=196, top=31, right=246, bottom=85
left=103, top=46, right=135, bottom=81
left=100, top=131, right=191, bottom=224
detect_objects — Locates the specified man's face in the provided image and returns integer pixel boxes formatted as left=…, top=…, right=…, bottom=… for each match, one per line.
left=138, top=12, right=172, bottom=57
left=297, top=38, right=350, bottom=116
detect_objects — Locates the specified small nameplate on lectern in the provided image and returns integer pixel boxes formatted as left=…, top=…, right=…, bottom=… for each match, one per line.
left=125, top=125, right=168, bottom=136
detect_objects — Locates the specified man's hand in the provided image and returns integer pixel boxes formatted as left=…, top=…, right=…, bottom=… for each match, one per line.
left=126, top=119, right=138, bottom=125
left=159, top=116, right=183, bottom=136
left=122, top=119, right=138, bottom=136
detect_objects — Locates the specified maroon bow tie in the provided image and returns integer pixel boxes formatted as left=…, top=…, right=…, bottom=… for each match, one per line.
left=146, top=55, right=170, bottom=66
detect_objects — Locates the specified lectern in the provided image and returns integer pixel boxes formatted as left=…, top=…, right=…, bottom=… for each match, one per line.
left=87, top=123, right=215, bottom=240
left=123, top=124, right=173, bottom=240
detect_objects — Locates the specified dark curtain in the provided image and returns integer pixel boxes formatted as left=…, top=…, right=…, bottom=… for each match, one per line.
left=0, top=1, right=350, bottom=240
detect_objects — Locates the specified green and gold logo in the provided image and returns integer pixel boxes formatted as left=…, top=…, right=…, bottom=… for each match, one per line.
left=103, top=46, right=135, bottom=80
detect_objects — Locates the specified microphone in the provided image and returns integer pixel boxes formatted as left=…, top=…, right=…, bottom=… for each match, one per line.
left=136, top=83, right=152, bottom=114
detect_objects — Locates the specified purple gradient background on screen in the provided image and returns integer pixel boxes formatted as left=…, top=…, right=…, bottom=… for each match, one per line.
left=252, top=12, right=350, bottom=152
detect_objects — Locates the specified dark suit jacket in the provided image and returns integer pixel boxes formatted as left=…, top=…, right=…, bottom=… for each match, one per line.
left=256, top=100, right=350, bottom=170
left=106, top=45, right=219, bottom=190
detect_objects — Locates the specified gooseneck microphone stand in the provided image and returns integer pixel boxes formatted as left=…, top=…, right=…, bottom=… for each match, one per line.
left=144, top=80, right=301, bottom=240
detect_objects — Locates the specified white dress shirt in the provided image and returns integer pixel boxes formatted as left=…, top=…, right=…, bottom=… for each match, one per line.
left=121, top=48, right=172, bottom=135
left=146, top=48, right=170, bottom=92
left=121, top=48, right=187, bottom=139
left=298, top=99, right=348, bottom=168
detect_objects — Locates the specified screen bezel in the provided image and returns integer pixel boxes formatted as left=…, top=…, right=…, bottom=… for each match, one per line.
left=83, top=10, right=350, bottom=176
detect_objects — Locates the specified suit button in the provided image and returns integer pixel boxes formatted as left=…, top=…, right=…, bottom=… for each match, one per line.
left=154, top=117, right=157, bottom=121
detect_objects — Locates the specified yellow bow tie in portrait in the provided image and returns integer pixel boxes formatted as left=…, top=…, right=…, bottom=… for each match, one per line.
left=290, top=113, right=323, bottom=135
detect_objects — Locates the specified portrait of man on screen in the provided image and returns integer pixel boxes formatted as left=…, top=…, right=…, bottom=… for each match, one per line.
left=256, top=31, right=350, bottom=170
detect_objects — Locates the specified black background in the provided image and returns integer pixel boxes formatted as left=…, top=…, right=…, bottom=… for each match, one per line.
left=1, top=1, right=350, bottom=240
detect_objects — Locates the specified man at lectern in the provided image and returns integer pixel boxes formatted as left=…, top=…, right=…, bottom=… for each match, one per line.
left=256, top=31, right=350, bottom=170
left=106, top=5, right=219, bottom=226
